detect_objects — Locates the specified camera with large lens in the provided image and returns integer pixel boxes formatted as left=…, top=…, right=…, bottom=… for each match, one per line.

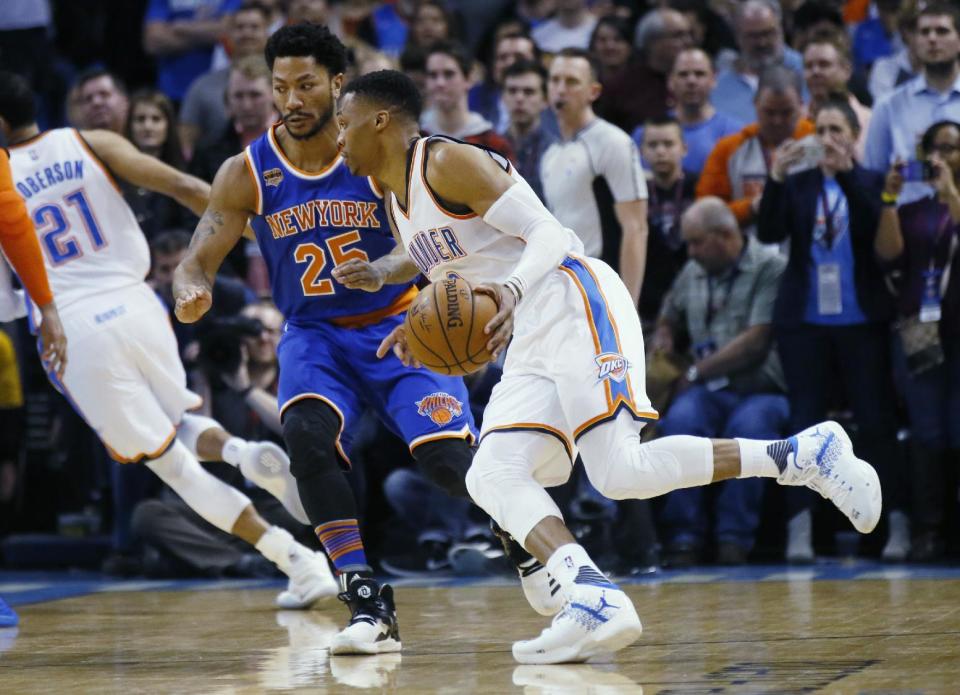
left=197, top=315, right=264, bottom=375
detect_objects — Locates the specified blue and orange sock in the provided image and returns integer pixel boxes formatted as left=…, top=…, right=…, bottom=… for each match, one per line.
left=315, top=518, right=369, bottom=575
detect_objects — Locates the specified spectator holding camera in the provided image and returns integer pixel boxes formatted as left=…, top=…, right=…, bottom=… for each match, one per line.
left=876, top=120, right=960, bottom=561
left=651, top=197, right=788, bottom=566
left=758, top=97, right=906, bottom=562
left=865, top=2, right=960, bottom=205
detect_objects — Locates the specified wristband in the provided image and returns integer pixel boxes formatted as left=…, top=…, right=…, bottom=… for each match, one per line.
left=881, top=191, right=898, bottom=206
left=504, top=278, right=523, bottom=303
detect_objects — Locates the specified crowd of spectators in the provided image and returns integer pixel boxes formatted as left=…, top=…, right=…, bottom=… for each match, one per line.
left=1, top=0, right=959, bottom=578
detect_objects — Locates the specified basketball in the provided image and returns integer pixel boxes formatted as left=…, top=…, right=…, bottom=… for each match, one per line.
left=403, top=272, right=498, bottom=375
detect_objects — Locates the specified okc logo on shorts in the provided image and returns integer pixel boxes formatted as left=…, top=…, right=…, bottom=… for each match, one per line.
left=416, top=392, right=463, bottom=426
left=595, top=352, right=630, bottom=383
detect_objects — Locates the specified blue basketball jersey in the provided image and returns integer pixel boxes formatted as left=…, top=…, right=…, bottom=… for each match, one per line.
left=244, top=125, right=416, bottom=326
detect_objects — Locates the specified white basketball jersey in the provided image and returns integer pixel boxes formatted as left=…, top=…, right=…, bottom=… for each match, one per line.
left=8, top=129, right=150, bottom=311
left=389, top=137, right=582, bottom=288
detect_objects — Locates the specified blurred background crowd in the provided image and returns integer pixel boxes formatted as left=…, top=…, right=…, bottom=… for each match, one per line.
left=1, top=0, right=958, bottom=580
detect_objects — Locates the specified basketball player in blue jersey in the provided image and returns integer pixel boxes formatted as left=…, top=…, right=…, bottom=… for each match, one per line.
left=173, top=24, right=478, bottom=655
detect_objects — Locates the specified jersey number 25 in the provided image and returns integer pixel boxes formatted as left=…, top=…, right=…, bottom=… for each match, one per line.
left=294, top=230, right=368, bottom=296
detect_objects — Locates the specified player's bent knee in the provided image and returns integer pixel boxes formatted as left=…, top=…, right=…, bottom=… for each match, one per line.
left=281, top=399, right=342, bottom=480
left=412, top=438, right=471, bottom=498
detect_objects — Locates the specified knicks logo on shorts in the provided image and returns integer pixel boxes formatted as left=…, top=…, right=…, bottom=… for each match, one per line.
left=416, top=392, right=463, bottom=426
left=595, top=352, right=630, bottom=383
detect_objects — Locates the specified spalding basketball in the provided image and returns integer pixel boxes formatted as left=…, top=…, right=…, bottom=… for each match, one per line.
left=403, top=272, right=498, bottom=376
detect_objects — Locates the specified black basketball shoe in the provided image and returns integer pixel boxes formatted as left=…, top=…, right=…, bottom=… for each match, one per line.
left=491, top=520, right=563, bottom=616
left=329, top=577, right=402, bottom=654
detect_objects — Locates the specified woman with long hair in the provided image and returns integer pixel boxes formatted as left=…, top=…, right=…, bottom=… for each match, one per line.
left=123, top=89, right=191, bottom=240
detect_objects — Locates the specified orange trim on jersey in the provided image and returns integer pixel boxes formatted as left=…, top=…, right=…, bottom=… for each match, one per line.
left=368, top=177, right=384, bottom=198
left=72, top=130, right=122, bottom=194
left=268, top=124, right=342, bottom=178
left=105, top=428, right=178, bottom=464
left=408, top=425, right=476, bottom=454
left=328, top=285, right=418, bottom=329
left=243, top=151, right=262, bottom=215
left=419, top=139, right=478, bottom=220
left=572, top=397, right=659, bottom=442
left=278, top=393, right=352, bottom=466
left=480, top=422, right=575, bottom=462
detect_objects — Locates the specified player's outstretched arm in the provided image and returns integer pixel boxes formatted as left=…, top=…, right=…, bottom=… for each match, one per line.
left=332, top=208, right=419, bottom=291
left=173, top=155, right=254, bottom=323
left=81, top=129, right=210, bottom=215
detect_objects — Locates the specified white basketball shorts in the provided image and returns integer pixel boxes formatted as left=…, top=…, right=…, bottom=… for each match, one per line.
left=478, top=255, right=658, bottom=484
left=47, top=282, right=202, bottom=462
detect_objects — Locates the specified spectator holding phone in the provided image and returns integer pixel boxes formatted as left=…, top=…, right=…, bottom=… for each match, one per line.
left=758, top=97, right=906, bottom=562
left=876, top=120, right=960, bottom=561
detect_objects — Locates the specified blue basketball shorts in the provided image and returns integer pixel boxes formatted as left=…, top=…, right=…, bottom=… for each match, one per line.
left=277, top=313, right=476, bottom=464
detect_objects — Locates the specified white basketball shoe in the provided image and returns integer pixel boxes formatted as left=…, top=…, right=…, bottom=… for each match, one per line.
left=238, top=441, right=309, bottom=525
left=775, top=421, right=882, bottom=534
left=512, top=568, right=643, bottom=665
left=329, top=578, right=402, bottom=655
left=491, top=521, right=564, bottom=616
left=275, top=548, right=339, bottom=609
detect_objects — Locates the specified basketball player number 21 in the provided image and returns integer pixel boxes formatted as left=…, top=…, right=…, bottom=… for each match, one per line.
left=32, top=189, right=106, bottom=265
left=294, top=230, right=369, bottom=296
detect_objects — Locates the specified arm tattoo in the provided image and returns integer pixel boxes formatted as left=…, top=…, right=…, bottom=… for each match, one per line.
left=188, top=209, right=225, bottom=248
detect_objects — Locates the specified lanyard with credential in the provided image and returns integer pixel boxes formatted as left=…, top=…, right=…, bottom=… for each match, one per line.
left=705, top=270, right=739, bottom=327
left=818, top=183, right=843, bottom=247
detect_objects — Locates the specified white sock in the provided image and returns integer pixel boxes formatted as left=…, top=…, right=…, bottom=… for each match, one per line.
left=222, top=436, right=247, bottom=467
left=736, top=438, right=784, bottom=479
left=546, top=543, right=602, bottom=589
left=255, top=525, right=297, bottom=575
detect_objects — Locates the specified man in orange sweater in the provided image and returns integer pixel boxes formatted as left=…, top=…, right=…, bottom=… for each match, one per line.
left=0, top=147, right=66, bottom=377
left=697, top=66, right=814, bottom=230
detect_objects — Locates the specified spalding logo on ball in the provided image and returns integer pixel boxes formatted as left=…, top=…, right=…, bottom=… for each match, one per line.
left=403, top=272, right=498, bottom=376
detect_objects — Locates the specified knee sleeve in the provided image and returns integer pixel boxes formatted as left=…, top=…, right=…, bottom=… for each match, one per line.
left=145, top=440, right=250, bottom=533
left=580, top=417, right=714, bottom=500
left=281, top=399, right=342, bottom=480
left=465, top=433, right=563, bottom=547
left=412, top=438, right=472, bottom=498
left=177, top=413, right=222, bottom=458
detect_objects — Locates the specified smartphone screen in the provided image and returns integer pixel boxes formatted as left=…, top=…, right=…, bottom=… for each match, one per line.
left=901, top=160, right=933, bottom=181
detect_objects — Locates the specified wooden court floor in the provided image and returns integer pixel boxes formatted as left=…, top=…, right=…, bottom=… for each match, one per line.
left=2, top=572, right=960, bottom=694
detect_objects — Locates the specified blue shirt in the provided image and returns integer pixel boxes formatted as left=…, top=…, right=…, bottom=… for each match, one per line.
left=804, top=177, right=868, bottom=325
left=632, top=112, right=744, bottom=174
left=852, top=18, right=897, bottom=70
left=711, top=48, right=806, bottom=124
left=864, top=74, right=960, bottom=203
left=246, top=127, right=415, bottom=327
left=145, top=0, right=240, bottom=101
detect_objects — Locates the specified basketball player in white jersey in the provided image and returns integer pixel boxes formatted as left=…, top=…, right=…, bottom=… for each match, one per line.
left=0, top=71, right=336, bottom=607
left=332, top=70, right=883, bottom=664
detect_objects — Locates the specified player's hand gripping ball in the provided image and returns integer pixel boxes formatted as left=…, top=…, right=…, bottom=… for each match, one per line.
left=402, top=272, right=499, bottom=375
